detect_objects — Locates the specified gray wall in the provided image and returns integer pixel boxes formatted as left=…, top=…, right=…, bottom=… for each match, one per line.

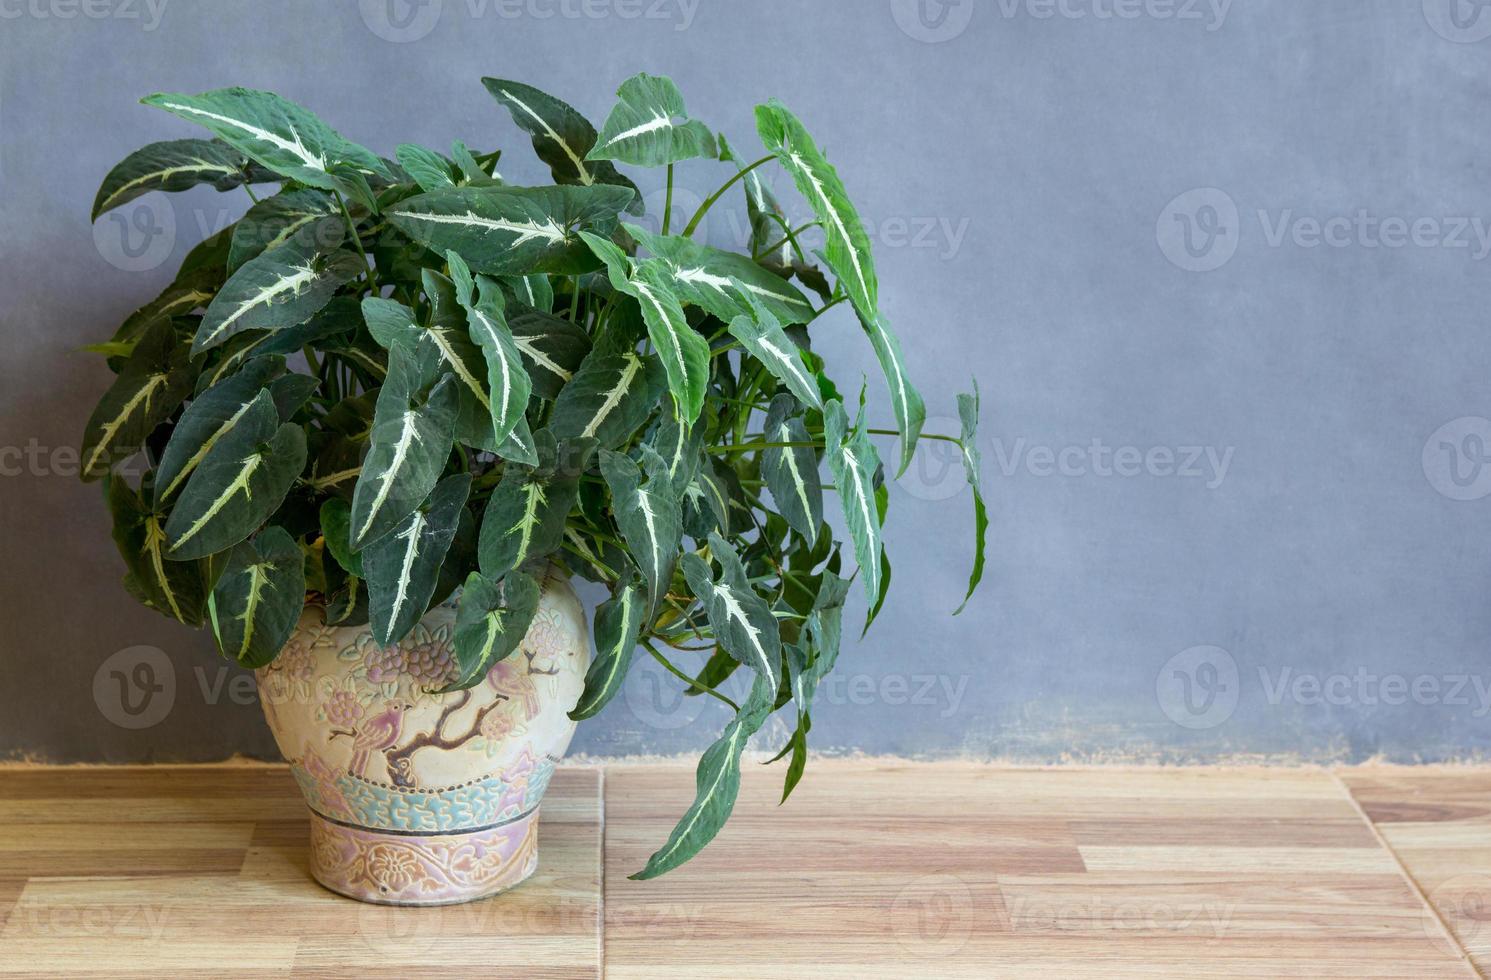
left=3, top=0, right=1490, bottom=764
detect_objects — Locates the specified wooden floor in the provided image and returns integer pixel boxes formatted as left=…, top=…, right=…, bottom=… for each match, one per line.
left=0, top=763, right=1485, bottom=978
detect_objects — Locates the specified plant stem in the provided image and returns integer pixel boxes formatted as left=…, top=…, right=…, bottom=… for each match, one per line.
left=868, top=428, right=963, bottom=445
left=661, top=164, right=675, bottom=235
left=754, top=221, right=819, bottom=262
left=568, top=276, right=581, bottom=322
left=243, top=184, right=260, bottom=205
left=334, top=191, right=378, bottom=292
left=642, top=639, right=739, bottom=711
left=683, top=154, right=774, bottom=238
left=708, top=440, right=821, bottom=455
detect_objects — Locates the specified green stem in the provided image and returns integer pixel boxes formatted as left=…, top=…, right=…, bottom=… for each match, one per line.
left=683, top=154, right=774, bottom=238
left=708, top=440, right=821, bottom=455
left=754, top=221, right=819, bottom=262
left=243, top=184, right=260, bottom=205
left=661, top=164, right=675, bottom=235
left=334, top=191, right=378, bottom=292
left=642, top=639, right=739, bottom=711
left=568, top=276, right=582, bottom=323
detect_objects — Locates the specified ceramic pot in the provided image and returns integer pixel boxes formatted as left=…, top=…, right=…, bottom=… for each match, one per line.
left=254, top=569, right=589, bottom=906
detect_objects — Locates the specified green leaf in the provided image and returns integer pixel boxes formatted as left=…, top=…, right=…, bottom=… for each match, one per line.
left=154, top=354, right=286, bottom=506
left=823, top=399, right=883, bottom=604
left=386, top=184, right=635, bottom=277
left=681, top=532, right=782, bottom=692
left=861, top=311, right=925, bottom=477
left=954, top=381, right=988, bottom=615
left=349, top=346, right=460, bottom=548
left=421, top=267, right=511, bottom=454
left=79, top=318, right=193, bottom=481
left=443, top=569, right=542, bottom=692
left=395, top=143, right=458, bottom=193
left=477, top=432, right=586, bottom=580
left=549, top=348, right=665, bottom=449
left=319, top=497, right=363, bottom=578
left=507, top=305, right=590, bottom=399
left=755, top=100, right=877, bottom=319
left=142, top=87, right=389, bottom=193
left=760, top=394, right=822, bottom=545
left=599, top=449, right=682, bottom=621
left=500, top=274, right=554, bottom=313
left=727, top=296, right=822, bottom=411
left=194, top=233, right=363, bottom=354
left=630, top=670, right=776, bottom=879
left=208, top=526, right=306, bottom=668
left=587, top=73, right=716, bottom=167
left=363, top=473, right=472, bottom=647
left=107, top=476, right=207, bottom=626
left=446, top=252, right=534, bottom=452
left=625, top=224, right=815, bottom=326
left=93, top=138, right=261, bottom=221
left=227, top=188, right=341, bottom=273
left=569, top=575, right=646, bottom=720
left=164, top=391, right=307, bottom=560
left=481, top=77, right=641, bottom=210
left=646, top=411, right=705, bottom=497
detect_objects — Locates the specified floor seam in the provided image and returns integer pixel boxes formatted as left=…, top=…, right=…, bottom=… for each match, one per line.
left=1330, top=770, right=1483, bottom=979
left=598, top=765, right=606, bottom=980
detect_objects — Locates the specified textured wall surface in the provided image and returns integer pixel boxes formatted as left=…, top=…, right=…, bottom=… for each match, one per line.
left=3, top=0, right=1489, bottom=763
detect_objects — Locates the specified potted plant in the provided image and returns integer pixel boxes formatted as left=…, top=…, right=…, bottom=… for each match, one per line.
left=80, top=74, right=987, bottom=904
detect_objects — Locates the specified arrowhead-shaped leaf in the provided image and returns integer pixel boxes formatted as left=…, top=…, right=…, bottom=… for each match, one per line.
left=79, top=318, right=193, bottom=481
left=681, top=532, right=782, bottom=693
left=164, top=390, right=307, bottom=560
left=760, top=394, right=822, bottom=545
left=823, top=399, right=884, bottom=604
left=587, top=73, right=716, bottom=167
left=442, top=568, right=542, bottom=692
left=507, top=304, right=590, bottom=399
left=626, top=224, right=814, bottom=325
left=954, top=381, right=988, bottom=615
left=208, top=526, right=306, bottom=668
left=549, top=347, right=665, bottom=448
left=363, top=473, right=472, bottom=647
left=600, top=449, right=682, bottom=621
left=859, top=310, right=924, bottom=477
left=93, top=138, right=264, bottom=221
left=107, top=475, right=208, bottom=626
left=194, top=233, right=363, bottom=354
left=569, top=575, right=646, bottom=720
left=395, top=143, right=459, bottom=193
left=227, top=188, right=341, bottom=273
left=477, top=431, right=586, bottom=580
left=726, top=296, right=822, bottom=411
left=446, top=252, right=534, bottom=452
left=645, top=411, right=705, bottom=497
left=154, top=354, right=286, bottom=505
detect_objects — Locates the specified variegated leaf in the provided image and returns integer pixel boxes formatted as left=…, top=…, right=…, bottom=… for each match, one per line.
left=681, top=532, right=782, bottom=693
left=587, top=73, right=716, bottom=167
left=630, top=669, right=776, bottom=880
left=600, top=449, right=682, bottom=620
left=227, top=188, right=341, bottom=273
left=164, top=391, right=307, bottom=560
left=93, top=138, right=264, bottom=221
left=422, top=268, right=509, bottom=453
left=858, top=310, right=924, bottom=478
left=446, top=252, right=534, bottom=453
left=208, top=526, right=305, bottom=668
left=107, top=475, right=207, bottom=626
left=395, top=143, right=459, bottom=193
left=481, top=77, right=641, bottom=210
left=507, top=304, right=590, bottom=399
left=569, top=575, right=646, bottom=720
left=194, top=233, right=363, bottom=354
left=755, top=100, right=878, bottom=318
left=823, top=399, right=883, bottom=604
left=761, top=394, right=822, bottom=545
left=726, top=295, right=822, bottom=411
left=477, top=432, right=585, bottom=580
left=954, top=381, right=988, bottom=615
left=625, top=224, right=814, bottom=325
left=548, top=348, right=664, bottom=449
left=349, top=347, right=460, bottom=549
left=500, top=274, right=554, bottom=313
left=155, top=354, right=289, bottom=505
left=79, top=318, right=193, bottom=481
left=142, top=87, right=389, bottom=193
left=442, top=569, right=542, bottom=692
left=646, top=411, right=705, bottom=497
left=386, top=184, right=635, bottom=277
left=363, top=473, right=471, bottom=647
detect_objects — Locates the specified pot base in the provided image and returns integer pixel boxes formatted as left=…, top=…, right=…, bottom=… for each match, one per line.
left=307, top=808, right=540, bottom=906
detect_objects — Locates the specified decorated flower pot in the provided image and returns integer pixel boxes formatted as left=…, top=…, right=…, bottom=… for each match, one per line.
left=254, top=569, right=589, bottom=906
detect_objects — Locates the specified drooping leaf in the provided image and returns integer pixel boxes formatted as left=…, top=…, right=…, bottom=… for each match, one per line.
left=446, top=252, right=534, bottom=452
left=207, top=526, right=305, bottom=668
left=681, top=532, right=782, bottom=692
left=823, top=399, right=883, bottom=604
left=587, top=73, right=716, bottom=167
left=107, top=475, right=207, bottom=626
left=626, top=225, right=814, bottom=326
left=600, top=449, right=682, bottom=620
left=859, top=310, right=924, bottom=477
left=164, top=391, right=307, bottom=560
left=760, top=394, right=822, bottom=545
left=154, top=354, right=286, bottom=505
left=93, top=138, right=263, bottom=221
left=227, top=188, right=341, bottom=273
left=549, top=348, right=664, bottom=448
left=79, top=318, right=193, bottom=481
left=142, top=87, right=389, bottom=193
left=386, top=184, right=635, bottom=276
left=569, top=575, right=646, bottom=720
left=630, top=669, right=776, bottom=880
left=507, top=304, right=590, bottom=399
left=349, top=347, right=459, bottom=548
left=442, top=568, right=542, bottom=692
left=481, top=77, right=641, bottom=210
left=363, top=473, right=471, bottom=647
left=954, top=381, right=988, bottom=615
left=755, top=100, right=877, bottom=319
left=477, top=432, right=587, bottom=580
left=194, top=233, right=363, bottom=354
left=727, top=297, right=822, bottom=411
